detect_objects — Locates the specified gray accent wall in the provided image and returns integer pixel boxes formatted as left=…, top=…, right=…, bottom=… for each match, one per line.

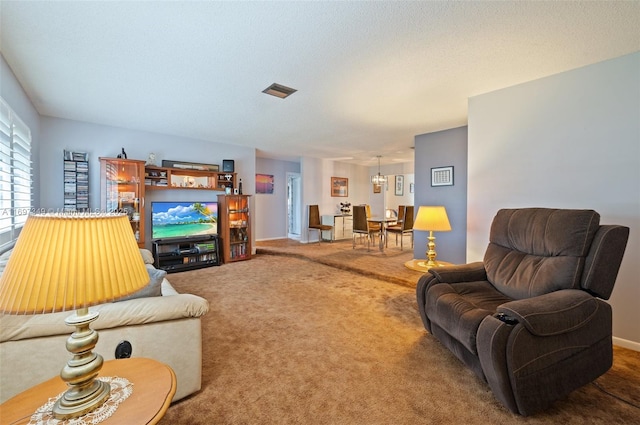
left=468, top=52, right=639, bottom=348
left=255, top=157, right=300, bottom=240
left=413, top=126, right=468, bottom=265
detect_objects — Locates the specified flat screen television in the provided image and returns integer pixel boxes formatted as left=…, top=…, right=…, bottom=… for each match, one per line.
left=151, top=201, right=218, bottom=240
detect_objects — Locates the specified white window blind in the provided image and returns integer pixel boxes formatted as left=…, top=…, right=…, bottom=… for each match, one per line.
left=0, top=97, right=33, bottom=251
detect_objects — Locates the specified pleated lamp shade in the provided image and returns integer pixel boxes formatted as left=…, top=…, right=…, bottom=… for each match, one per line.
left=0, top=213, right=149, bottom=314
left=413, top=206, right=452, bottom=232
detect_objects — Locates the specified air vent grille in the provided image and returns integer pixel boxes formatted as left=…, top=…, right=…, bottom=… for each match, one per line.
left=262, top=83, right=297, bottom=99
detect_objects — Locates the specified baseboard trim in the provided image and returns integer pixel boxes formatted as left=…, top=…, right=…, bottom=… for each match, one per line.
left=613, top=337, right=640, bottom=352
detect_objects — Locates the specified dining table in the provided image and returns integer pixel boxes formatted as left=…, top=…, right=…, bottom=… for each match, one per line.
left=367, top=216, right=401, bottom=252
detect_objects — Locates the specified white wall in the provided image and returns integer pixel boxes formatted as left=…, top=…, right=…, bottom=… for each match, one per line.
left=38, top=116, right=256, bottom=250
left=369, top=162, right=415, bottom=219
left=300, top=157, right=371, bottom=243
left=468, top=52, right=640, bottom=348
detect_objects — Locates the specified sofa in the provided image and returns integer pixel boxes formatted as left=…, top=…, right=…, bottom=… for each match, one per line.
left=417, top=208, right=629, bottom=415
left=0, top=249, right=209, bottom=404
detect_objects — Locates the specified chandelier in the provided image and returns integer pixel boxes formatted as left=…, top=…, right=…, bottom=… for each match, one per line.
left=371, top=155, right=387, bottom=185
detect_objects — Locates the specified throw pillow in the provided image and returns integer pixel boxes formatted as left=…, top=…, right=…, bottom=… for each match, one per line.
left=139, top=248, right=155, bottom=265
left=115, top=265, right=166, bottom=302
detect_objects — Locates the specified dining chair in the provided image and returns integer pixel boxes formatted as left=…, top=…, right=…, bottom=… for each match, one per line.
left=352, top=205, right=382, bottom=251
left=386, top=205, right=414, bottom=250
left=307, top=205, right=333, bottom=243
left=385, top=205, right=405, bottom=232
left=364, top=204, right=382, bottom=232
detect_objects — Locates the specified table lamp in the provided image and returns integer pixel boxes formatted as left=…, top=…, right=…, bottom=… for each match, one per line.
left=0, top=213, right=149, bottom=419
left=413, top=206, right=452, bottom=269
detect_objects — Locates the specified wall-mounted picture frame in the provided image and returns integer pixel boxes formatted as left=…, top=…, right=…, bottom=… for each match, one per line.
left=431, top=166, right=454, bottom=187
left=373, top=183, right=381, bottom=194
left=331, top=177, right=348, bottom=197
left=256, top=173, right=274, bottom=194
left=409, top=182, right=414, bottom=193
left=395, top=175, right=404, bottom=196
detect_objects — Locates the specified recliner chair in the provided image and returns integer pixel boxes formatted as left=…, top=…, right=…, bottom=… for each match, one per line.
left=416, top=208, right=629, bottom=416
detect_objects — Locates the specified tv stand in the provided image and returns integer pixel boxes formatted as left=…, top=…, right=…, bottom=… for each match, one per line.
left=152, top=235, right=220, bottom=273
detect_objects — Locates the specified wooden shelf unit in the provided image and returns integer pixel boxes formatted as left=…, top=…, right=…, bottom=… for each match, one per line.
left=217, top=194, right=251, bottom=263
left=100, top=157, right=146, bottom=247
left=145, top=165, right=236, bottom=191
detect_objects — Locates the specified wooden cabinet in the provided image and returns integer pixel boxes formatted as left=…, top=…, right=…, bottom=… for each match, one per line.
left=152, top=235, right=220, bottom=273
left=217, top=194, right=251, bottom=263
left=100, top=157, right=146, bottom=247
left=145, top=165, right=236, bottom=191
left=322, top=214, right=353, bottom=241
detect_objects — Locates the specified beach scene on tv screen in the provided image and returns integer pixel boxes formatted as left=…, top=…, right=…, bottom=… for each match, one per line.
left=152, top=202, right=217, bottom=239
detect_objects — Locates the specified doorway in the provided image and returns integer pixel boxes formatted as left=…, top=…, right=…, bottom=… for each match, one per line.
left=287, top=172, right=301, bottom=238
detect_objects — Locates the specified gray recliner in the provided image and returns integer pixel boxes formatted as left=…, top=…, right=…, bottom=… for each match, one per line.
left=416, top=208, right=629, bottom=416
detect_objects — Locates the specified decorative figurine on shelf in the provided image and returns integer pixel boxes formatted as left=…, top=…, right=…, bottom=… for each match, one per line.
left=238, top=179, right=243, bottom=195
left=145, top=152, right=157, bottom=166
left=339, top=202, right=351, bottom=214
left=117, top=148, right=127, bottom=159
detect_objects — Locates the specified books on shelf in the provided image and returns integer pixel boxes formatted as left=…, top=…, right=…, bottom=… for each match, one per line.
left=63, top=150, right=89, bottom=211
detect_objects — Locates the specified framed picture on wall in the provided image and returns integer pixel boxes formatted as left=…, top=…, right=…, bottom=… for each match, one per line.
left=431, top=166, right=454, bottom=187
left=373, top=183, right=381, bottom=194
left=409, top=182, right=414, bottom=193
left=395, top=175, right=404, bottom=196
left=331, top=177, right=348, bottom=197
left=255, top=174, right=274, bottom=194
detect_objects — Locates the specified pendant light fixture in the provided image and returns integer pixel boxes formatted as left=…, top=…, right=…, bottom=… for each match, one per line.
left=371, top=155, right=387, bottom=185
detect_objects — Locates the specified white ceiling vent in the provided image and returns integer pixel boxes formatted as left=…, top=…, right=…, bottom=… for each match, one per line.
left=262, top=83, right=297, bottom=99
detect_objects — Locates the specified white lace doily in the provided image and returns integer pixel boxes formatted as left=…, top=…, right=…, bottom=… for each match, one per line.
left=28, top=376, right=133, bottom=425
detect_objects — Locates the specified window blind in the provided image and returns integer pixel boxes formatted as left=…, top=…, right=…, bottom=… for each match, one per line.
left=0, top=97, right=33, bottom=251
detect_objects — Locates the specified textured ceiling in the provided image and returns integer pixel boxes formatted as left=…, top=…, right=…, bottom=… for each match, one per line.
left=1, top=1, right=638, bottom=166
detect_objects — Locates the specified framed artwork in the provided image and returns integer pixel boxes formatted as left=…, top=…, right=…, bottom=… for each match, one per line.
left=395, top=175, right=404, bottom=196
left=431, top=166, right=454, bottom=187
left=331, top=177, right=348, bottom=197
left=373, top=183, right=381, bottom=194
left=256, top=174, right=274, bottom=194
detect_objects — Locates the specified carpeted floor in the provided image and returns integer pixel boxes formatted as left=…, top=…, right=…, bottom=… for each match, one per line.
left=158, top=239, right=640, bottom=424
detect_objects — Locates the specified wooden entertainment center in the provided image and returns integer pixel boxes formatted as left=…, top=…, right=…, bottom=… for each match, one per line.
left=143, top=164, right=250, bottom=269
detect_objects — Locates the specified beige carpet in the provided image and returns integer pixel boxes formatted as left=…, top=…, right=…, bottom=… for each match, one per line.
left=158, top=239, right=640, bottom=424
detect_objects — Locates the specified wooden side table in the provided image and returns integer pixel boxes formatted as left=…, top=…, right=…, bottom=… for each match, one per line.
left=0, top=357, right=176, bottom=425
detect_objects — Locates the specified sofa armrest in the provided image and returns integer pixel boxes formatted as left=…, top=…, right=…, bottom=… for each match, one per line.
left=1, top=281, right=209, bottom=342
left=428, top=261, right=487, bottom=283
left=497, top=289, right=598, bottom=336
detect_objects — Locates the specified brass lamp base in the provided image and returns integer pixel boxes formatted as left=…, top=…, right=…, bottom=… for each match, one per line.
left=404, top=231, right=452, bottom=272
left=53, top=379, right=111, bottom=419
left=53, top=308, right=111, bottom=419
left=405, top=259, right=453, bottom=272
